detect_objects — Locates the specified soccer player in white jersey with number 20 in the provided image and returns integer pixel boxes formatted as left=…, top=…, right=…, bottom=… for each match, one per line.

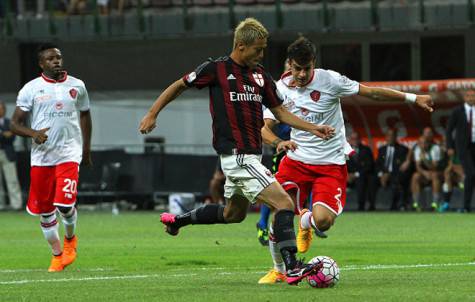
left=11, top=43, right=92, bottom=272
left=258, top=37, right=434, bottom=284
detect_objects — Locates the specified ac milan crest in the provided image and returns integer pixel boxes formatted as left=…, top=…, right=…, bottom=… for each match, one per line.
left=310, top=90, right=321, bottom=102
left=69, top=89, right=78, bottom=99
left=252, top=73, right=264, bottom=87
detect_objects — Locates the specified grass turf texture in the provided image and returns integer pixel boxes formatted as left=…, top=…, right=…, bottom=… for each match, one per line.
left=0, top=212, right=474, bottom=301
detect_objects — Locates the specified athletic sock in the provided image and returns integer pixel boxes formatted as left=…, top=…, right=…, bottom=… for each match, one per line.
left=258, top=204, right=271, bottom=230
left=40, top=213, right=62, bottom=256
left=300, top=211, right=312, bottom=229
left=268, top=225, right=286, bottom=274
left=442, top=183, right=452, bottom=203
left=174, top=204, right=226, bottom=228
left=273, top=209, right=298, bottom=272
left=59, top=207, right=77, bottom=239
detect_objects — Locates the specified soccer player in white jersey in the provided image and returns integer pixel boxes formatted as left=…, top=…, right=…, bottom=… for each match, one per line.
left=11, top=43, right=92, bottom=272
left=258, top=37, right=434, bottom=284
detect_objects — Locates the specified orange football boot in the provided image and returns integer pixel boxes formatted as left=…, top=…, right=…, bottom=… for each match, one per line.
left=62, top=236, right=77, bottom=267
left=48, top=255, right=64, bottom=272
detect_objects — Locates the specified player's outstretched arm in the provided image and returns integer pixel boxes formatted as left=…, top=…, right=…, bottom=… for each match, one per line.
left=358, top=84, right=434, bottom=112
left=261, top=119, right=297, bottom=153
left=80, top=110, right=93, bottom=166
left=139, top=79, right=189, bottom=134
left=10, top=107, right=49, bottom=144
left=269, top=105, right=335, bottom=140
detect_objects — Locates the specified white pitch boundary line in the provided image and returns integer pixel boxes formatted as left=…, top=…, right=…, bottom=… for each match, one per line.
left=1, top=262, right=474, bottom=286
left=0, top=268, right=112, bottom=274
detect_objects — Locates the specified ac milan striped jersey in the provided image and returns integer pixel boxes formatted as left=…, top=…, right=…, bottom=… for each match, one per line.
left=183, top=56, right=282, bottom=155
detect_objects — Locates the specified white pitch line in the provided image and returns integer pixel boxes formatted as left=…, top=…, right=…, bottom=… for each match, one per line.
left=0, top=268, right=113, bottom=274
left=0, top=273, right=195, bottom=285
left=341, top=262, right=475, bottom=271
left=1, top=262, right=474, bottom=286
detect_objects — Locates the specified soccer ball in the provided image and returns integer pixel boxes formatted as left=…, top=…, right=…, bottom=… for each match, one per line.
left=306, top=256, right=340, bottom=288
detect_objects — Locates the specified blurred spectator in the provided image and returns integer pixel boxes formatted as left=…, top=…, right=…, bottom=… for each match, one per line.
left=411, top=131, right=442, bottom=211
left=347, top=132, right=376, bottom=211
left=376, top=128, right=410, bottom=211
left=446, top=89, right=475, bottom=213
left=439, top=138, right=464, bottom=212
left=17, top=0, right=46, bottom=19
left=0, top=101, right=22, bottom=210
left=98, top=0, right=126, bottom=15
left=68, top=0, right=88, bottom=15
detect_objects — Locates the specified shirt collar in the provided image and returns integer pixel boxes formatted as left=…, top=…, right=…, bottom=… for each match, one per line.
left=41, top=72, right=68, bottom=83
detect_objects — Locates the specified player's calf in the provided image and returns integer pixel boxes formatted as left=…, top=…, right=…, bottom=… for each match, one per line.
left=160, top=204, right=228, bottom=236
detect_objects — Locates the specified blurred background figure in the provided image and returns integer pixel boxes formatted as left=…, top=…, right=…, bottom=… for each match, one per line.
left=439, top=135, right=464, bottom=212
left=446, top=89, right=475, bottom=213
left=68, top=0, right=88, bottom=15
left=0, top=101, right=22, bottom=210
left=17, top=0, right=46, bottom=19
left=376, top=128, right=410, bottom=211
left=347, top=131, right=376, bottom=211
left=411, top=130, right=442, bottom=211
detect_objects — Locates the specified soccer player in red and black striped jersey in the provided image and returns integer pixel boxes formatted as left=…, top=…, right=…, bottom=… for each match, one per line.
left=139, top=18, right=334, bottom=285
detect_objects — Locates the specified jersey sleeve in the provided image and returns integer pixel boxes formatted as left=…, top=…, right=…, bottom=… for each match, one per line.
left=431, top=145, right=441, bottom=162
left=327, top=70, right=360, bottom=97
left=77, top=81, right=90, bottom=111
left=183, top=59, right=216, bottom=89
left=262, top=72, right=283, bottom=109
left=263, top=107, right=277, bottom=120
left=16, top=85, right=33, bottom=112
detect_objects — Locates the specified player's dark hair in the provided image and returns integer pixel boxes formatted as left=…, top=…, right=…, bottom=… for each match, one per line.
left=287, top=37, right=316, bottom=66
left=37, top=43, right=60, bottom=60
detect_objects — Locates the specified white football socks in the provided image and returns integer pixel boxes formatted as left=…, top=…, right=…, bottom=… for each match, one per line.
left=300, top=211, right=314, bottom=230
left=40, top=214, right=62, bottom=256
left=60, top=207, right=77, bottom=239
left=268, top=224, right=286, bottom=274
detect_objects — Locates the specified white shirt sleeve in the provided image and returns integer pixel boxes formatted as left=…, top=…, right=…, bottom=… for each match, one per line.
left=414, top=146, right=422, bottom=162
left=16, top=86, right=33, bottom=112
left=327, top=70, right=360, bottom=98
left=77, top=82, right=90, bottom=111
left=431, top=145, right=441, bottom=162
left=263, top=107, right=276, bottom=120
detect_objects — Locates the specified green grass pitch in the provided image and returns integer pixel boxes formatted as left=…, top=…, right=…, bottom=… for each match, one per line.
left=0, top=211, right=474, bottom=301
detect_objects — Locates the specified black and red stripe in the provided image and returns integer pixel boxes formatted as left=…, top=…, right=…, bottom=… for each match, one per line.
left=186, top=56, right=282, bottom=154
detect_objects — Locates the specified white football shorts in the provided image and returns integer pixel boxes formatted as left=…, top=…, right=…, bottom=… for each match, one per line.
left=220, top=154, right=276, bottom=203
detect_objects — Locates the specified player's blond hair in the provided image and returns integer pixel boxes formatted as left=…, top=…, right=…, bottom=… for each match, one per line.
left=233, top=18, right=268, bottom=49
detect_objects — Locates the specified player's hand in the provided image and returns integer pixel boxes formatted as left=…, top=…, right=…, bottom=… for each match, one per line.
left=82, top=149, right=93, bottom=167
left=311, top=125, right=335, bottom=140
left=380, top=173, right=390, bottom=187
left=276, top=140, right=297, bottom=153
left=415, top=95, right=434, bottom=112
left=139, top=114, right=157, bottom=134
left=33, top=128, right=49, bottom=144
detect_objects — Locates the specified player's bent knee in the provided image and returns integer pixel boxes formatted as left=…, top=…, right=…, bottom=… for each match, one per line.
left=57, top=206, right=74, bottom=215
left=315, top=215, right=334, bottom=232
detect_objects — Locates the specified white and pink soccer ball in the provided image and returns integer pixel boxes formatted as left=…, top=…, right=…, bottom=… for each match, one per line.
left=306, top=256, right=340, bottom=288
